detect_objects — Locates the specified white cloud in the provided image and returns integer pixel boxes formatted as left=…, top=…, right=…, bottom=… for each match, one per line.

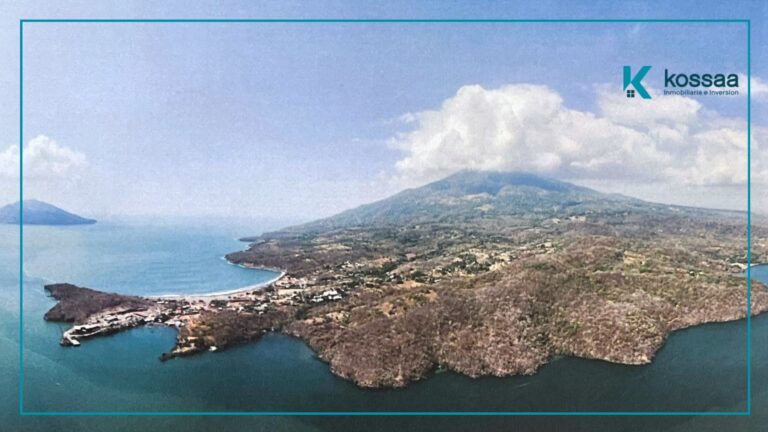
left=0, top=135, right=86, bottom=179
left=738, top=74, right=768, bottom=101
left=391, top=84, right=763, bottom=189
left=0, top=146, right=17, bottom=178
left=751, top=75, right=768, bottom=101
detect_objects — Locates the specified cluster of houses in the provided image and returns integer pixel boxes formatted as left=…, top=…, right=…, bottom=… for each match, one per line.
left=310, top=289, right=343, bottom=303
left=167, top=275, right=350, bottom=317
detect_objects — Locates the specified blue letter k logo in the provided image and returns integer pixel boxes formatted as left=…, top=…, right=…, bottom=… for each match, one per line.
left=623, top=66, right=652, bottom=99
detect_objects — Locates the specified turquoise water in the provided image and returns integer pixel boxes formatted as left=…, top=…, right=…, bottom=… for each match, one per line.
left=20, top=221, right=280, bottom=296
left=2, top=221, right=767, bottom=430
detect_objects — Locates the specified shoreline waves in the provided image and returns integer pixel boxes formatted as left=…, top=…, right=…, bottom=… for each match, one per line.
left=150, top=258, right=285, bottom=300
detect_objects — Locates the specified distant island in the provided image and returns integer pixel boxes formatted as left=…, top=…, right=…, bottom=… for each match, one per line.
left=0, top=199, right=96, bottom=225
left=43, top=171, right=767, bottom=388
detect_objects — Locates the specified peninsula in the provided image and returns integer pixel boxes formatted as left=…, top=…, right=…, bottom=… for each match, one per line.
left=43, top=171, right=768, bottom=388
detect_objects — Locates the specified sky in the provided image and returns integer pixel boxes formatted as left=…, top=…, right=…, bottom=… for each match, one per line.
left=0, top=1, right=767, bottom=222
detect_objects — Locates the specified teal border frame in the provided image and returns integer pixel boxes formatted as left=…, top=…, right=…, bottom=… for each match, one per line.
left=18, top=18, right=752, bottom=416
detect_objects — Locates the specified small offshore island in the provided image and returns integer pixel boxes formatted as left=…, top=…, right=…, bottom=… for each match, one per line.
left=0, top=199, right=96, bottom=225
left=44, top=171, right=768, bottom=388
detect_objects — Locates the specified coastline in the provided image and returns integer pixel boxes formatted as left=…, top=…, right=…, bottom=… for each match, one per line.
left=222, top=256, right=285, bottom=274
left=150, top=259, right=286, bottom=300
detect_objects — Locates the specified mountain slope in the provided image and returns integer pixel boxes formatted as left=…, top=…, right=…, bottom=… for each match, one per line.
left=230, top=171, right=745, bottom=275
left=0, top=200, right=96, bottom=225
left=286, top=171, right=612, bottom=232
left=223, top=170, right=764, bottom=388
left=249, top=170, right=725, bottom=241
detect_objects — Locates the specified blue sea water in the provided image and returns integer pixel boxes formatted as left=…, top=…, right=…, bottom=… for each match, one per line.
left=20, top=221, right=280, bottom=296
left=1, top=220, right=767, bottom=431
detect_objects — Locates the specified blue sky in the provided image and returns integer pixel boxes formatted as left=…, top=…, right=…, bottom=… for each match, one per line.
left=0, top=1, right=766, bottom=221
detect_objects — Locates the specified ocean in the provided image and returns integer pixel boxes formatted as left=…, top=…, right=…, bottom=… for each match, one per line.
left=2, top=220, right=766, bottom=431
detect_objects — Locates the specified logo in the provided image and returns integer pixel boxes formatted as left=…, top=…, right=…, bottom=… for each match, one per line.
left=623, top=65, right=652, bottom=99
left=623, top=65, right=740, bottom=98
left=664, top=70, right=738, bottom=88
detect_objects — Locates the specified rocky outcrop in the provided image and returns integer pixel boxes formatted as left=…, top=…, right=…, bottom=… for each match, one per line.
left=44, top=283, right=151, bottom=323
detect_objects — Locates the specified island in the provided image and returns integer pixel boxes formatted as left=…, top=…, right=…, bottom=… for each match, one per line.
left=0, top=199, right=96, bottom=225
left=43, top=171, right=768, bottom=388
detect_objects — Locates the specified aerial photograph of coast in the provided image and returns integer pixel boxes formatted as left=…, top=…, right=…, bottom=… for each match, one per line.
left=2, top=1, right=768, bottom=431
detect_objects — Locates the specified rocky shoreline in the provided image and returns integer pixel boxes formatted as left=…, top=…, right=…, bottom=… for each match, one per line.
left=43, top=234, right=768, bottom=388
